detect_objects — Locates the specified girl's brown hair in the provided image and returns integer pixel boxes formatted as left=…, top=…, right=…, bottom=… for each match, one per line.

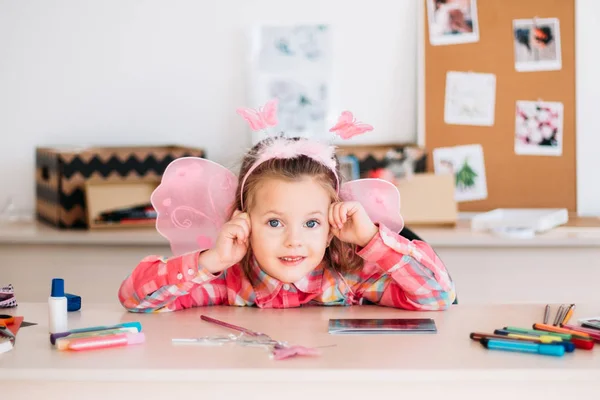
left=230, top=136, right=364, bottom=277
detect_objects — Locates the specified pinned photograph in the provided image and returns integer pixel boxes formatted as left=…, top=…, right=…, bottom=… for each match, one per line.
left=427, top=0, right=479, bottom=46
left=433, top=144, right=488, bottom=202
left=254, top=25, right=332, bottom=73
left=513, top=18, right=561, bottom=71
left=515, top=100, right=563, bottom=156
left=444, top=71, right=496, bottom=126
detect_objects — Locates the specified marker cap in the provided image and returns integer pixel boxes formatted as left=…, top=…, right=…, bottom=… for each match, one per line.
left=537, top=343, right=565, bottom=357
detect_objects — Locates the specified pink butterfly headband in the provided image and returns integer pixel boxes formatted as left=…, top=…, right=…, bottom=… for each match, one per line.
left=236, top=99, right=374, bottom=209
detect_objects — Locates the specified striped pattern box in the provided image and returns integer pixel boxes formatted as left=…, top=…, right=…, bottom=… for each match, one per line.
left=35, top=145, right=205, bottom=229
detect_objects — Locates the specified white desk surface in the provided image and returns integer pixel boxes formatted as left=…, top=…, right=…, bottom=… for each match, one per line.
left=2, top=218, right=600, bottom=248
left=1, top=302, right=599, bottom=399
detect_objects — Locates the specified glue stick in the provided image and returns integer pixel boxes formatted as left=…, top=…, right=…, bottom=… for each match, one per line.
left=48, top=278, right=68, bottom=334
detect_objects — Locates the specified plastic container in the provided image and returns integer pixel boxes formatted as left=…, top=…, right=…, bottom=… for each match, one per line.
left=48, top=278, right=68, bottom=334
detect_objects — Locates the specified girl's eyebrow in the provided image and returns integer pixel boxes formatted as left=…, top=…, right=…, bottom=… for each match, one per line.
left=262, top=210, right=325, bottom=216
left=263, top=210, right=282, bottom=216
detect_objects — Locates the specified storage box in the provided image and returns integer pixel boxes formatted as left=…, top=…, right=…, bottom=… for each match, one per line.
left=35, top=145, right=205, bottom=229
left=84, top=179, right=160, bottom=229
left=395, top=173, right=458, bottom=226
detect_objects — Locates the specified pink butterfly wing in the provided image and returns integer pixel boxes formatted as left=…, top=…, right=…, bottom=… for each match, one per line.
left=260, top=98, right=279, bottom=127
left=340, top=178, right=404, bottom=233
left=346, top=123, right=374, bottom=139
left=236, top=108, right=266, bottom=131
left=151, top=157, right=238, bottom=256
left=329, top=111, right=355, bottom=132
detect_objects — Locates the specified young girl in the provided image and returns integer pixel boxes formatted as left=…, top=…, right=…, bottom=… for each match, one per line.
left=118, top=102, right=456, bottom=313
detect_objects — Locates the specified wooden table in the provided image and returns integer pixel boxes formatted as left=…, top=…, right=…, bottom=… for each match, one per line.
left=1, top=302, right=599, bottom=399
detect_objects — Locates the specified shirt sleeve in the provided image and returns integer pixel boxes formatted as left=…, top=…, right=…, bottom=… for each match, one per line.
left=354, top=224, right=456, bottom=310
left=118, top=251, right=227, bottom=313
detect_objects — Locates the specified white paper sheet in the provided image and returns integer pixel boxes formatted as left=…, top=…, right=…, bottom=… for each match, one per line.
left=444, top=71, right=496, bottom=126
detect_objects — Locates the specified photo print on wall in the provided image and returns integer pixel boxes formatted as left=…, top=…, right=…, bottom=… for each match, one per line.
left=433, top=144, right=488, bottom=202
left=513, top=18, right=562, bottom=72
left=427, top=0, right=479, bottom=46
left=514, top=100, right=564, bottom=156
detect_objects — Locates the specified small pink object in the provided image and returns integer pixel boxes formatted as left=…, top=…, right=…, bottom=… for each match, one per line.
left=271, top=345, right=322, bottom=360
left=329, top=111, right=373, bottom=139
left=236, top=98, right=279, bottom=131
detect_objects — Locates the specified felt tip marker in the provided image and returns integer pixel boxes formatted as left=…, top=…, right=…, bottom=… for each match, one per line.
left=56, top=332, right=145, bottom=351
left=503, top=326, right=572, bottom=340
left=492, top=329, right=562, bottom=343
left=532, top=323, right=591, bottom=339
left=561, top=324, right=600, bottom=341
left=50, top=327, right=140, bottom=345
left=50, top=322, right=142, bottom=344
left=480, top=338, right=565, bottom=357
left=471, top=332, right=574, bottom=352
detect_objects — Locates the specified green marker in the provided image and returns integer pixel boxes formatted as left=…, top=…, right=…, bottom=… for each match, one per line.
left=503, top=326, right=572, bottom=340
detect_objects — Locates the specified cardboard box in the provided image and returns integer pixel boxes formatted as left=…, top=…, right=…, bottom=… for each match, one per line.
left=84, top=179, right=159, bottom=229
left=35, top=145, right=205, bottom=229
left=396, top=173, right=458, bottom=226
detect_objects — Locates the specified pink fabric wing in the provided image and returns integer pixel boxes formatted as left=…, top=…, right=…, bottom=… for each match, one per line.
left=260, top=98, right=279, bottom=127
left=336, top=123, right=373, bottom=139
left=340, top=178, right=404, bottom=233
left=151, top=157, right=238, bottom=256
left=329, top=111, right=373, bottom=139
left=329, top=111, right=355, bottom=132
left=236, top=108, right=266, bottom=131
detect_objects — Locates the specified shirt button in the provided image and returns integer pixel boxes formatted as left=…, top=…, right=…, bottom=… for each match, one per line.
left=187, top=268, right=194, bottom=275
left=283, top=284, right=290, bottom=290
left=177, top=273, right=183, bottom=280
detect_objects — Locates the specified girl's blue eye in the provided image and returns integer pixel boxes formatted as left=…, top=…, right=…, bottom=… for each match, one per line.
left=305, top=219, right=319, bottom=228
left=268, top=219, right=281, bottom=228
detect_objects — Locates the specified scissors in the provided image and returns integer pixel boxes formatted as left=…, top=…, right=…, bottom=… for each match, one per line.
left=0, top=314, right=15, bottom=326
left=0, top=325, right=15, bottom=343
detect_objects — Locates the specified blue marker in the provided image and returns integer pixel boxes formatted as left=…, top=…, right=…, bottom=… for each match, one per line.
left=480, top=338, right=565, bottom=357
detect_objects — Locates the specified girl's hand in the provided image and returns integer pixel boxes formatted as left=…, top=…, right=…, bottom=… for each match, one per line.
left=329, top=201, right=378, bottom=247
left=207, top=210, right=251, bottom=273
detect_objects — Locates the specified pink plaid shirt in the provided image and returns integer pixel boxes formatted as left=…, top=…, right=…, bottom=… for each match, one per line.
left=118, top=224, right=456, bottom=312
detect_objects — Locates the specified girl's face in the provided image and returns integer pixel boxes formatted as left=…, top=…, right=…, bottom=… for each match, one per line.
left=248, top=176, right=332, bottom=283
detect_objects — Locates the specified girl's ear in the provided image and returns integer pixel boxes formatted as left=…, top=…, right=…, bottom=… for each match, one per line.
left=327, top=232, right=334, bottom=247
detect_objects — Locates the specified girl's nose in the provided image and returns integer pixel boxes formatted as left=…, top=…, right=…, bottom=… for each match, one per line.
left=284, top=228, right=303, bottom=248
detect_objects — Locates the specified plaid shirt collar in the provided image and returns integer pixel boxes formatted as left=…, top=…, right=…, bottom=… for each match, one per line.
left=248, top=257, right=324, bottom=303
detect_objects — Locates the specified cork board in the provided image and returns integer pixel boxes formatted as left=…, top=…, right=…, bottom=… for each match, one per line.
left=423, top=0, right=576, bottom=212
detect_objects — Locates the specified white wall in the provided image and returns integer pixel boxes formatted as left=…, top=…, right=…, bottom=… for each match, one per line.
left=576, top=0, right=600, bottom=216
left=1, top=0, right=599, bottom=216
left=0, top=0, right=418, bottom=215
